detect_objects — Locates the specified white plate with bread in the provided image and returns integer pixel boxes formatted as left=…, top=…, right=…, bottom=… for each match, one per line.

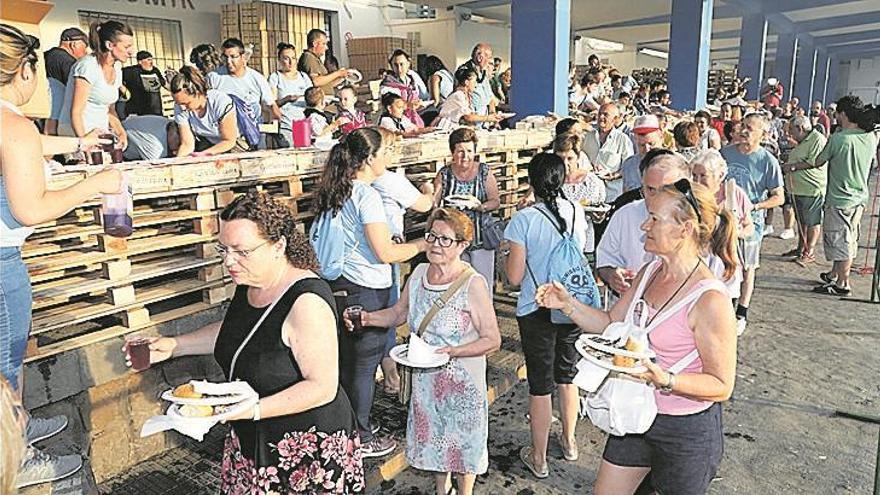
left=160, top=383, right=250, bottom=406
left=575, top=335, right=654, bottom=373
left=165, top=401, right=251, bottom=421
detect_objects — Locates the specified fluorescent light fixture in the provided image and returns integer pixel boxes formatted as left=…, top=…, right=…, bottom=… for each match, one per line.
left=639, top=48, right=669, bottom=59
left=584, top=37, right=624, bottom=52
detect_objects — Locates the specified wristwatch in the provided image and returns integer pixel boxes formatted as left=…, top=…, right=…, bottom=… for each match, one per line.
left=659, top=372, right=676, bottom=393
left=252, top=400, right=262, bottom=421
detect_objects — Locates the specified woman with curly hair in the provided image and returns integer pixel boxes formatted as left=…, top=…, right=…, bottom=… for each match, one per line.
left=127, top=191, right=364, bottom=493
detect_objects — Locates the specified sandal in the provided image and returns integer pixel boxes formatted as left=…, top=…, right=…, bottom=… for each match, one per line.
left=819, top=271, right=837, bottom=284
left=520, top=446, right=549, bottom=479
left=794, top=253, right=815, bottom=267
left=560, top=436, right=579, bottom=461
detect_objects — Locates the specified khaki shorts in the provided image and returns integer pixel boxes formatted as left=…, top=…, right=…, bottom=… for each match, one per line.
left=822, top=205, right=863, bottom=262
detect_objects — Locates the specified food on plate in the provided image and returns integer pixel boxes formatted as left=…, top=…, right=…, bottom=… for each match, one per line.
left=612, top=354, right=636, bottom=368
left=625, top=337, right=645, bottom=354
left=179, top=404, right=214, bottom=417
left=172, top=383, right=203, bottom=399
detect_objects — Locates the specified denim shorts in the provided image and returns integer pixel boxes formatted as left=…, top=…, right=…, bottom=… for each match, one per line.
left=0, top=247, right=33, bottom=390
left=603, top=402, right=724, bottom=495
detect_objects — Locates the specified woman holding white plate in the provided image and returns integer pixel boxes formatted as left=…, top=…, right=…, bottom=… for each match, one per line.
left=352, top=208, right=501, bottom=495
left=534, top=179, right=738, bottom=495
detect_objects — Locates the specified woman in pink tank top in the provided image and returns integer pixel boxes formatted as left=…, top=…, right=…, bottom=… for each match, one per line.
left=536, top=178, right=738, bottom=495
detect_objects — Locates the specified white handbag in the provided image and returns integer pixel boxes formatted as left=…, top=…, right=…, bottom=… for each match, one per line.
left=584, top=262, right=726, bottom=436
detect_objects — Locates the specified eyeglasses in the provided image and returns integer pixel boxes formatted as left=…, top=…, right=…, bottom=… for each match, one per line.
left=215, top=240, right=271, bottom=260
left=668, top=179, right=702, bottom=224
left=424, top=232, right=463, bottom=248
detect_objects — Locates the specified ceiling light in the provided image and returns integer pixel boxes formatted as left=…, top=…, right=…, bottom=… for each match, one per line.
left=639, top=48, right=669, bottom=59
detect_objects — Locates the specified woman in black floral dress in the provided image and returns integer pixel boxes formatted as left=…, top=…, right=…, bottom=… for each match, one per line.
left=137, top=191, right=363, bottom=493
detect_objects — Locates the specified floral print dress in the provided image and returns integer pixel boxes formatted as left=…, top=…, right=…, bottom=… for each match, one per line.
left=405, top=264, right=489, bottom=475
left=563, top=173, right=606, bottom=253
left=215, top=279, right=364, bottom=494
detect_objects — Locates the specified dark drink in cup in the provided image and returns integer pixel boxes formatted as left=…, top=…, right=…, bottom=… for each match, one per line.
left=126, top=337, right=151, bottom=371
left=100, top=133, right=116, bottom=152
left=110, top=147, right=124, bottom=163
left=90, top=150, right=104, bottom=165
left=346, top=305, right=363, bottom=331
left=102, top=212, right=133, bottom=237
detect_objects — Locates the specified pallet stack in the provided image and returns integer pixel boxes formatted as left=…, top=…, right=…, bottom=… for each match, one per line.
left=708, top=68, right=738, bottom=101
left=221, top=1, right=326, bottom=76
left=346, top=36, right=418, bottom=81
left=29, top=130, right=552, bottom=363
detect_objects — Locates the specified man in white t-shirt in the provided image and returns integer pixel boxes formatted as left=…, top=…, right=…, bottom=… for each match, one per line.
left=596, top=153, right=690, bottom=294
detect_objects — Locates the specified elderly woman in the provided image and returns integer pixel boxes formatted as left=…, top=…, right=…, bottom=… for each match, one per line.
left=171, top=66, right=248, bottom=156
left=312, top=127, right=427, bottom=457
left=355, top=208, right=500, bottom=495
left=132, top=191, right=364, bottom=493
left=433, top=66, right=503, bottom=127
left=433, top=128, right=500, bottom=296
left=380, top=49, right=429, bottom=128
left=536, top=180, right=738, bottom=495
left=673, top=121, right=701, bottom=162
left=2, top=23, right=122, bottom=489
left=504, top=153, right=590, bottom=478
left=58, top=21, right=133, bottom=150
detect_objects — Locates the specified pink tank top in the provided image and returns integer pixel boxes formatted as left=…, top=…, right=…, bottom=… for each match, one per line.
left=635, top=261, right=728, bottom=416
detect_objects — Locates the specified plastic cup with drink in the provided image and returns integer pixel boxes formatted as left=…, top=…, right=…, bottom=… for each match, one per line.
left=125, top=334, right=152, bottom=371
left=344, top=305, right=364, bottom=332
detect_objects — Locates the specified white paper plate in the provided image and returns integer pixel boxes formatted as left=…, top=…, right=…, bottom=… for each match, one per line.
left=389, top=344, right=449, bottom=369
left=575, top=338, right=648, bottom=373
left=497, top=112, right=516, bottom=119
left=165, top=402, right=250, bottom=421
left=581, top=203, right=612, bottom=213
left=345, top=69, right=363, bottom=84
left=160, top=389, right=249, bottom=406
left=580, top=335, right=655, bottom=360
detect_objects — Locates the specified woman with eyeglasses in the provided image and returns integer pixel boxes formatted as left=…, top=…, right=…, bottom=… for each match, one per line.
left=312, top=127, right=428, bottom=458
left=267, top=42, right=312, bottom=148
left=125, top=191, right=365, bottom=493
left=353, top=208, right=500, bottom=495
left=58, top=20, right=134, bottom=150
left=535, top=179, right=738, bottom=495
left=1, top=23, right=123, bottom=489
left=504, top=153, right=590, bottom=479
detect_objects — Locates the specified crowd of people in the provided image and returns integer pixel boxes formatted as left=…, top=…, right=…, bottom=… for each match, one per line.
left=2, top=17, right=880, bottom=494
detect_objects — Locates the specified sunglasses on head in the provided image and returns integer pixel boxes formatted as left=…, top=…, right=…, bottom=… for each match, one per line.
left=668, top=178, right=702, bottom=224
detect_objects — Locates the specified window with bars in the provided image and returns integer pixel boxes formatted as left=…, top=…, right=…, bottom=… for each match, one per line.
left=78, top=11, right=184, bottom=116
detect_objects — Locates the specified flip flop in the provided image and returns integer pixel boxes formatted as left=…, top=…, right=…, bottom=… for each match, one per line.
left=520, top=446, right=549, bottom=479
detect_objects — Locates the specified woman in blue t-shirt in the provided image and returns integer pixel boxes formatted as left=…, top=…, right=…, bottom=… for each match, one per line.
left=503, top=153, right=588, bottom=479
left=312, top=128, right=427, bottom=458
left=170, top=66, right=247, bottom=156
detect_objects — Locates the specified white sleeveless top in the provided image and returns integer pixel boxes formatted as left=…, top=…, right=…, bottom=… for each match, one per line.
left=1, top=99, right=37, bottom=247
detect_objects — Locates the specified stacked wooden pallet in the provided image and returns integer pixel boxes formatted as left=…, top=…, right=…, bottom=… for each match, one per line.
left=708, top=68, right=738, bottom=101
left=221, top=1, right=326, bottom=76
left=29, top=130, right=552, bottom=363
left=346, top=36, right=418, bottom=82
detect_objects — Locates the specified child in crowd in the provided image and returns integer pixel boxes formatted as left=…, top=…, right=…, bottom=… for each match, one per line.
left=378, top=93, right=432, bottom=137
left=336, top=85, right=368, bottom=134
left=303, top=87, right=348, bottom=140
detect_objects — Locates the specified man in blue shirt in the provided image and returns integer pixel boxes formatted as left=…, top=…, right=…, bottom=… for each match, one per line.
left=721, top=113, right=784, bottom=335
left=457, top=43, right=497, bottom=121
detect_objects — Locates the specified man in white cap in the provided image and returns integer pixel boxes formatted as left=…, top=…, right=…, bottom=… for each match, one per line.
left=621, top=114, right=665, bottom=193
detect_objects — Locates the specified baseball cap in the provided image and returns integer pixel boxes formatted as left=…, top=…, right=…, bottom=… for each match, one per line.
left=632, top=114, right=660, bottom=134
left=60, top=27, right=87, bottom=42
left=136, top=50, right=153, bottom=61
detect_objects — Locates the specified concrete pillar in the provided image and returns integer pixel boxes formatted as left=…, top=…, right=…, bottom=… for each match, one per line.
left=668, top=0, right=714, bottom=111
left=793, top=41, right=817, bottom=105
left=774, top=32, right=798, bottom=99
left=825, top=57, right=839, bottom=104
left=737, top=12, right=768, bottom=99
left=510, top=0, right=571, bottom=117
left=811, top=51, right=830, bottom=105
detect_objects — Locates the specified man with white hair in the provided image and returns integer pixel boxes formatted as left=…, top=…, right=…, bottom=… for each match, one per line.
left=583, top=103, right=635, bottom=202
left=596, top=151, right=690, bottom=294
left=782, top=115, right=827, bottom=266
left=721, top=113, right=784, bottom=334
left=457, top=43, right=497, bottom=119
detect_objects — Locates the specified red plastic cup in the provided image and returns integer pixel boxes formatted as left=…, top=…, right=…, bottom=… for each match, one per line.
left=125, top=335, right=151, bottom=371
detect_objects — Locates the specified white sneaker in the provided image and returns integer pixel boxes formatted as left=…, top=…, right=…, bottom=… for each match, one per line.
left=16, top=447, right=83, bottom=489
left=779, top=229, right=796, bottom=240
left=736, top=318, right=747, bottom=337
left=763, top=225, right=775, bottom=236
left=26, top=415, right=68, bottom=445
